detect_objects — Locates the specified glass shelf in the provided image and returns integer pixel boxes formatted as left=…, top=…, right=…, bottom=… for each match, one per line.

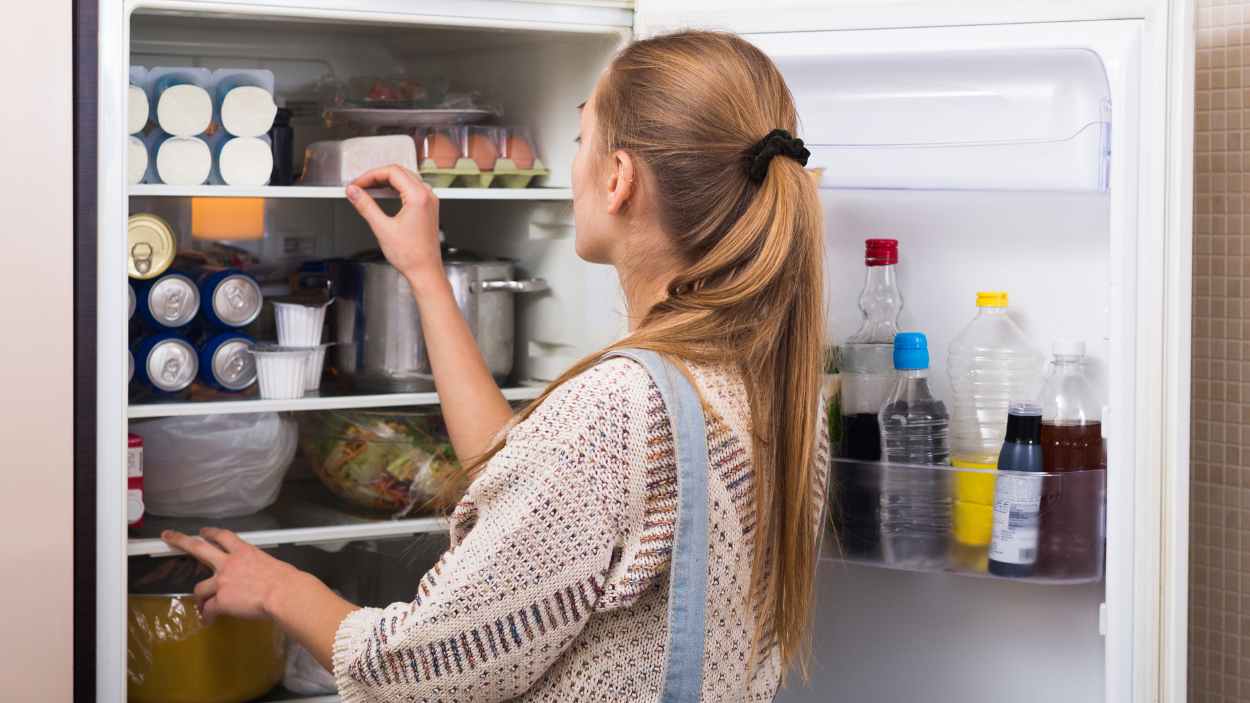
left=830, top=457, right=1106, bottom=584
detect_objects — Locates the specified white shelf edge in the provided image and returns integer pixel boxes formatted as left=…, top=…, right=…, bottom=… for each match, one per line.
left=128, top=385, right=545, bottom=418
left=128, top=516, right=448, bottom=557
left=128, top=185, right=573, bottom=200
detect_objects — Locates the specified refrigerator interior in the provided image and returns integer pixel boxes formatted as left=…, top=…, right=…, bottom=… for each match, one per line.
left=111, top=6, right=1140, bottom=703
left=127, top=11, right=629, bottom=386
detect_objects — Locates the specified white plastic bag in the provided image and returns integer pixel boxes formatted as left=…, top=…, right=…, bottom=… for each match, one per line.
left=134, top=413, right=297, bottom=518
left=283, top=640, right=338, bottom=695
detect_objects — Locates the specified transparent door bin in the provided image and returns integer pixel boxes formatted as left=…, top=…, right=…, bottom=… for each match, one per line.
left=772, top=48, right=1112, bottom=191
left=831, top=458, right=1105, bottom=583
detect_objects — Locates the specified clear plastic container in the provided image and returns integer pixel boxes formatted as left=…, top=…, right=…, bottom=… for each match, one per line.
left=498, top=126, right=537, bottom=169
left=878, top=332, right=950, bottom=568
left=1036, top=339, right=1105, bottom=578
left=946, top=291, right=1043, bottom=570
left=417, top=125, right=469, bottom=169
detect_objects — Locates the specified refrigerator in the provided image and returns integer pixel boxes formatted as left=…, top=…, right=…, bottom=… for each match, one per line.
left=80, top=0, right=1194, bottom=701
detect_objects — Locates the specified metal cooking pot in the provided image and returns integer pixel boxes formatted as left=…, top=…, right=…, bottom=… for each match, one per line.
left=334, top=248, right=547, bottom=392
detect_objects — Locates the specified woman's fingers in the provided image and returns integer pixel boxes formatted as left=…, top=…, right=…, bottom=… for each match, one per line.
left=200, top=596, right=220, bottom=625
left=200, top=527, right=247, bottom=553
left=345, top=184, right=389, bottom=232
left=193, top=576, right=218, bottom=606
left=350, top=164, right=424, bottom=198
left=161, top=530, right=227, bottom=571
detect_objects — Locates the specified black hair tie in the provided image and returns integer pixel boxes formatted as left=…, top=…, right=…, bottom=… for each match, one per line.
left=745, top=129, right=811, bottom=183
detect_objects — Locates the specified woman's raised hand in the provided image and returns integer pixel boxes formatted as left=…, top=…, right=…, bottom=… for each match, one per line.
left=346, top=165, right=444, bottom=290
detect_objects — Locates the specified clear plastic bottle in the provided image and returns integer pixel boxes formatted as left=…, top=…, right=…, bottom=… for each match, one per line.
left=837, top=239, right=902, bottom=558
left=1036, top=339, right=1106, bottom=578
left=946, top=291, right=1043, bottom=571
left=878, top=332, right=950, bottom=568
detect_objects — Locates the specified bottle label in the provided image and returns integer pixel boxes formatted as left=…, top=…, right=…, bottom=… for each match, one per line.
left=127, top=445, right=143, bottom=478
left=988, top=473, right=1042, bottom=565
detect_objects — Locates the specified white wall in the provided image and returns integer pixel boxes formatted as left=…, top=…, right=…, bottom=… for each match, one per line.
left=0, top=1, right=74, bottom=700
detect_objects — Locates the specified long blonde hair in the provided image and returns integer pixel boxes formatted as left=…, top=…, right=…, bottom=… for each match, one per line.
left=465, top=31, right=825, bottom=675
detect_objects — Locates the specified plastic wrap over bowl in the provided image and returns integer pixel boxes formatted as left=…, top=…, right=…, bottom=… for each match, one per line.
left=298, top=410, right=461, bottom=515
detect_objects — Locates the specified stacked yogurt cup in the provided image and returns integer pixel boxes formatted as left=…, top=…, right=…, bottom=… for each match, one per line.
left=251, top=297, right=335, bottom=399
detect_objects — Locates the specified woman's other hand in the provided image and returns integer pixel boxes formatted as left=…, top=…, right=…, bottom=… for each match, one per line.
left=345, top=165, right=444, bottom=291
left=161, top=528, right=301, bottom=623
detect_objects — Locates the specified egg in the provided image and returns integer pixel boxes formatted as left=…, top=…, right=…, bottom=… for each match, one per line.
left=466, top=133, right=499, bottom=170
left=504, top=135, right=536, bottom=169
left=423, top=132, right=460, bottom=169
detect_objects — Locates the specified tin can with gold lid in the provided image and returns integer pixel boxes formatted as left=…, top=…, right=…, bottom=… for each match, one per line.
left=127, top=213, right=177, bottom=280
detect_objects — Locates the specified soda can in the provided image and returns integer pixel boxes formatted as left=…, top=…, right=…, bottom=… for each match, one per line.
left=128, top=349, right=134, bottom=383
left=198, top=332, right=257, bottom=391
left=133, top=333, right=198, bottom=394
left=127, top=433, right=145, bottom=528
left=135, top=272, right=200, bottom=330
left=128, top=282, right=136, bottom=320
left=198, top=268, right=263, bottom=328
left=127, top=213, right=177, bottom=280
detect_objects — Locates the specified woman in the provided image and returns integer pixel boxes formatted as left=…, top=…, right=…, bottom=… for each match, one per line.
left=164, top=31, right=829, bottom=701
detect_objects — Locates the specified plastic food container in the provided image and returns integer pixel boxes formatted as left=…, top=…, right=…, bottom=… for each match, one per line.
left=128, top=593, right=285, bottom=703
left=298, top=410, right=461, bottom=514
left=303, top=343, right=333, bottom=391
left=272, top=297, right=333, bottom=346
left=251, top=344, right=312, bottom=400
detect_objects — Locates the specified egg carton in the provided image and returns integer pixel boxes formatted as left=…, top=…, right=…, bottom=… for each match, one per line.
left=467, top=158, right=550, bottom=188
left=418, top=157, right=481, bottom=188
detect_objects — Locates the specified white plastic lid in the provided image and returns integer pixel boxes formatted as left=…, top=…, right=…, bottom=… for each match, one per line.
left=1052, top=338, right=1086, bottom=357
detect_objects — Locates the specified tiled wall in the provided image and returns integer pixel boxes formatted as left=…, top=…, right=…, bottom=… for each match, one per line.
left=1192, top=1, right=1250, bottom=700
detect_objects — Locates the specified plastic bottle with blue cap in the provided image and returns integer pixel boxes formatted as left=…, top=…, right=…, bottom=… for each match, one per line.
left=878, top=332, right=950, bottom=568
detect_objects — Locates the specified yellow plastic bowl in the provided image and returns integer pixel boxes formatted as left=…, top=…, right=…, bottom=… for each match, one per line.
left=128, top=594, right=285, bottom=703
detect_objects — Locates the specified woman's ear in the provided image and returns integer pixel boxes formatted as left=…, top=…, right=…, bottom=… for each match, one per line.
left=606, top=149, right=636, bottom=215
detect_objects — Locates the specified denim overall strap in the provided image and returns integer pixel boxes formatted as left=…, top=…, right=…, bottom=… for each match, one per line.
left=603, top=349, right=709, bottom=703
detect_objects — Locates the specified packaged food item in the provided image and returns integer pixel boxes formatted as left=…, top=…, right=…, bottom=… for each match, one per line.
left=268, top=106, right=294, bottom=185
left=127, top=135, right=148, bottom=185
left=416, top=126, right=479, bottom=186
left=128, top=66, right=149, bottom=134
left=877, top=332, right=949, bottom=569
left=197, top=268, right=263, bottom=329
left=988, top=402, right=1045, bottom=577
left=303, top=342, right=333, bottom=391
left=272, top=296, right=332, bottom=346
left=476, top=125, right=550, bottom=187
left=298, top=410, right=461, bottom=515
left=128, top=587, right=285, bottom=703
left=947, top=291, right=1042, bottom=571
left=127, top=433, right=144, bottom=528
left=1035, top=339, right=1106, bottom=578
left=134, top=272, right=200, bottom=330
left=197, top=332, right=257, bottom=392
left=132, top=333, right=198, bottom=396
left=500, top=125, right=536, bottom=169
left=153, top=133, right=212, bottom=185
left=134, top=412, right=296, bottom=518
left=148, top=67, right=213, bottom=137
left=298, top=135, right=417, bottom=186
left=251, top=344, right=312, bottom=400
left=211, top=68, right=277, bottom=138
left=127, top=213, right=177, bottom=280
left=466, top=125, right=500, bottom=170
left=209, top=132, right=273, bottom=186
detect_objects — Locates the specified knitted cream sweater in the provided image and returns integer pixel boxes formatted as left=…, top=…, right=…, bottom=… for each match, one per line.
left=333, top=357, right=831, bottom=702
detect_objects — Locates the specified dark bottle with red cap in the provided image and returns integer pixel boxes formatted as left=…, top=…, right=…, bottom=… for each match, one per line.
left=836, top=238, right=904, bottom=558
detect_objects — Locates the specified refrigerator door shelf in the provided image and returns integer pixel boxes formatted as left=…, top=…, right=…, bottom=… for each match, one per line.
left=774, top=47, right=1113, bottom=191
left=831, top=458, right=1107, bottom=585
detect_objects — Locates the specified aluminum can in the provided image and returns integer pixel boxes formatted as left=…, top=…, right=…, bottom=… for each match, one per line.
left=197, top=268, right=263, bottom=328
left=135, top=272, right=200, bottom=330
left=197, top=332, right=257, bottom=391
left=133, top=333, right=198, bottom=393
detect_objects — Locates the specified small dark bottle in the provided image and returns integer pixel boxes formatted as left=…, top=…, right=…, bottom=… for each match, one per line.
left=987, top=402, right=1044, bottom=577
left=269, top=107, right=294, bottom=186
